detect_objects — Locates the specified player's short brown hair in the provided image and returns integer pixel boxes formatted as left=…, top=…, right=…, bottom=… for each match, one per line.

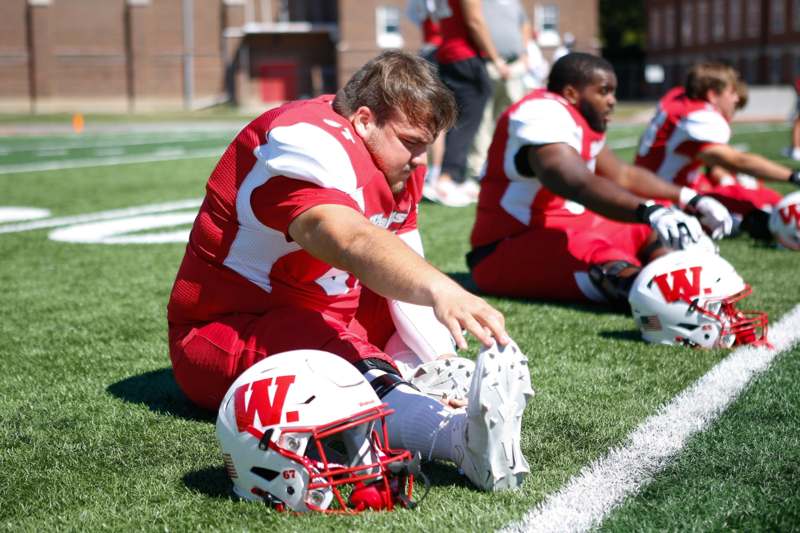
left=684, top=62, right=739, bottom=101
left=734, top=78, right=748, bottom=110
left=333, top=50, right=457, bottom=137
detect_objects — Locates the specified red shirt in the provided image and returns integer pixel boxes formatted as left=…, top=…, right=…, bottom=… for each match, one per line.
left=436, top=0, right=481, bottom=64
left=168, top=95, right=422, bottom=326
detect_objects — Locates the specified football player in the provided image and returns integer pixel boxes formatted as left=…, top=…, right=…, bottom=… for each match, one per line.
left=467, top=52, right=731, bottom=308
left=167, top=51, right=531, bottom=492
left=635, top=62, right=800, bottom=244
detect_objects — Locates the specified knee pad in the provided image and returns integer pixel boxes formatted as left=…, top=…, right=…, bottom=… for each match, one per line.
left=588, top=260, right=640, bottom=310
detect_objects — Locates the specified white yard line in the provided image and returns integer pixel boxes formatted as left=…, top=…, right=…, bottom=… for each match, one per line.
left=501, top=303, right=800, bottom=533
left=0, top=199, right=201, bottom=234
left=0, top=148, right=223, bottom=175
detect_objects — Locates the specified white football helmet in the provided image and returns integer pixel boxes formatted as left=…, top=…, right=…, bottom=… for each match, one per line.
left=628, top=250, right=768, bottom=348
left=768, top=191, right=800, bottom=250
left=216, top=350, right=421, bottom=512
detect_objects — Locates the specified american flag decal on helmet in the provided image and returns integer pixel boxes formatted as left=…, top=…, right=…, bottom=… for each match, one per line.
left=223, top=453, right=238, bottom=479
left=640, top=315, right=662, bottom=331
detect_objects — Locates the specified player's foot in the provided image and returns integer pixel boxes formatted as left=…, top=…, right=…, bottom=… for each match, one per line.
left=781, top=146, right=800, bottom=161
left=408, top=357, right=475, bottom=402
left=453, top=340, right=534, bottom=491
left=431, top=178, right=475, bottom=207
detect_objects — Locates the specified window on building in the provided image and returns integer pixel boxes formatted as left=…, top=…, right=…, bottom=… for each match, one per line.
left=664, top=6, right=675, bottom=47
left=681, top=1, right=693, bottom=46
left=649, top=7, right=661, bottom=49
left=697, top=1, right=709, bottom=44
left=795, top=0, right=800, bottom=32
left=746, top=1, right=760, bottom=38
left=376, top=5, right=403, bottom=48
left=535, top=4, right=560, bottom=47
left=770, top=0, right=785, bottom=34
left=712, top=0, right=724, bottom=41
left=728, top=0, right=741, bottom=39
left=770, top=55, right=782, bottom=84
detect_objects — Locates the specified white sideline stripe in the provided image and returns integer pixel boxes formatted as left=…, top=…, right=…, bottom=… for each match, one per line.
left=0, top=148, right=223, bottom=175
left=0, top=198, right=201, bottom=234
left=501, top=303, right=800, bottom=533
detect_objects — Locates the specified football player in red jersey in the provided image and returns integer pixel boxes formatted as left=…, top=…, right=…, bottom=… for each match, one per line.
left=168, top=51, right=533, bottom=492
left=636, top=62, right=800, bottom=244
left=468, top=53, right=732, bottom=308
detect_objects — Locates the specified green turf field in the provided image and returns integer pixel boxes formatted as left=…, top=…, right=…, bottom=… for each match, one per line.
left=0, top=120, right=798, bottom=532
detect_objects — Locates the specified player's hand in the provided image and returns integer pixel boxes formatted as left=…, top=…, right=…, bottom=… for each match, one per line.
left=683, top=194, right=733, bottom=240
left=430, top=281, right=509, bottom=350
left=789, top=170, right=800, bottom=187
left=640, top=203, right=704, bottom=250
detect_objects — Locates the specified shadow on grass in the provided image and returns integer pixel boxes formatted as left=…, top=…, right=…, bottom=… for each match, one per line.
left=107, top=368, right=214, bottom=423
left=445, top=270, right=623, bottom=317
left=184, top=466, right=237, bottom=500
left=597, top=329, right=643, bottom=343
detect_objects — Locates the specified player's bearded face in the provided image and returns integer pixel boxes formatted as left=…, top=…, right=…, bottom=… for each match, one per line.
left=577, top=69, right=617, bottom=133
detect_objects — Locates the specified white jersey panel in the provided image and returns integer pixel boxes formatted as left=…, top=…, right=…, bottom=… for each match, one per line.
left=262, top=122, right=360, bottom=199
left=682, top=109, right=731, bottom=145
left=505, top=99, right=582, bottom=183
left=500, top=179, right=541, bottom=226
left=223, top=159, right=301, bottom=293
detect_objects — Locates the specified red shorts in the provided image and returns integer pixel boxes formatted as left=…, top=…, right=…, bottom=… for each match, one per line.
left=168, top=289, right=396, bottom=410
left=471, top=211, right=652, bottom=302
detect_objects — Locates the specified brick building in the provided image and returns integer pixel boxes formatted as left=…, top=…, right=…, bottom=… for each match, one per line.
left=645, top=0, right=800, bottom=93
left=0, top=0, right=598, bottom=113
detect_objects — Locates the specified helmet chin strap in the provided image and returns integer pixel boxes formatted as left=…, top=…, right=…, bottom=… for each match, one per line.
left=348, top=451, right=430, bottom=511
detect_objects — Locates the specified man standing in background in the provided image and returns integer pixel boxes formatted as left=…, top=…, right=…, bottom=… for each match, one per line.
left=466, top=0, right=532, bottom=185
left=426, top=0, right=510, bottom=207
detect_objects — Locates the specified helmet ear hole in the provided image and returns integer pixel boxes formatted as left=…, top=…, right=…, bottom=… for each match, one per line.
left=251, top=466, right=281, bottom=482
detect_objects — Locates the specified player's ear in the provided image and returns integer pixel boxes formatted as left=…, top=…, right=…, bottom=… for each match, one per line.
left=562, top=84, right=579, bottom=105
left=352, top=106, right=375, bottom=138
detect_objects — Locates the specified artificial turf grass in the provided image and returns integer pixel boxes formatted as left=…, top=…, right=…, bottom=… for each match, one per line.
left=599, top=343, right=800, bottom=532
left=1, top=123, right=798, bottom=531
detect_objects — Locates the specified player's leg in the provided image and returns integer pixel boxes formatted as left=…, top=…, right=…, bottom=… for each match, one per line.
left=469, top=222, right=646, bottom=304
left=168, top=307, right=396, bottom=411
left=364, top=339, right=534, bottom=491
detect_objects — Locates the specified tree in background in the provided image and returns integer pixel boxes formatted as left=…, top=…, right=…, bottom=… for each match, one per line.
left=599, top=0, right=646, bottom=99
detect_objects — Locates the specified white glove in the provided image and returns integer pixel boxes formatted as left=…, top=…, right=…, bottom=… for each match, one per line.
left=638, top=202, right=704, bottom=250
left=683, top=194, right=734, bottom=240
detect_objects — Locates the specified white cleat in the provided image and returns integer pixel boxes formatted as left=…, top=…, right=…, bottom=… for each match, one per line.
left=455, top=339, right=534, bottom=491
left=408, top=357, right=475, bottom=402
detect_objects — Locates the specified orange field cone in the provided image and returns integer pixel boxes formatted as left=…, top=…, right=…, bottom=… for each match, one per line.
left=72, top=113, right=85, bottom=134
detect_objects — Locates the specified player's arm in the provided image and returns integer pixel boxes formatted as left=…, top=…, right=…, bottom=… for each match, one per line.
left=527, top=142, right=648, bottom=222
left=596, top=145, right=681, bottom=202
left=288, top=203, right=508, bottom=349
left=526, top=142, right=707, bottom=247
left=697, top=143, right=800, bottom=185
left=460, top=0, right=509, bottom=78
left=596, top=145, right=732, bottom=238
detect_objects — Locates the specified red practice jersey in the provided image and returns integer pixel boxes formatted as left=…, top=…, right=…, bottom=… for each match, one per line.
left=635, top=87, right=730, bottom=186
left=436, top=0, right=481, bottom=64
left=471, top=89, right=606, bottom=247
left=168, top=95, right=422, bottom=327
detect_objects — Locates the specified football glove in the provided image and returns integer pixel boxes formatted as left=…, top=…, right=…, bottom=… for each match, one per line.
left=683, top=194, right=733, bottom=240
left=637, top=201, right=705, bottom=251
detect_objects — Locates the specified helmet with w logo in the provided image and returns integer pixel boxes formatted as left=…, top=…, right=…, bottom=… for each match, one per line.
left=216, top=350, right=422, bottom=512
left=769, top=190, right=800, bottom=250
left=628, top=250, right=768, bottom=348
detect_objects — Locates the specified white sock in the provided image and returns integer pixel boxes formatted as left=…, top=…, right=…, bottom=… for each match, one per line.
left=364, top=369, right=464, bottom=462
left=792, top=147, right=800, bottom=160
